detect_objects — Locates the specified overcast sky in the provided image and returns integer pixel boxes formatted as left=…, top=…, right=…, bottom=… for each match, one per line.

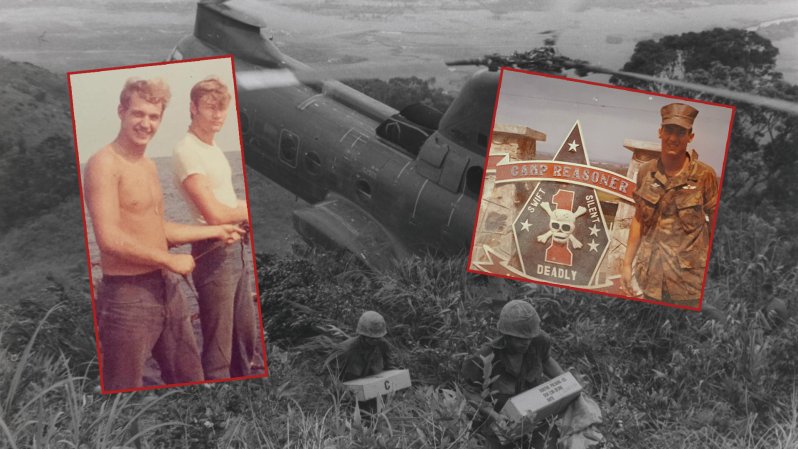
left=494, top=69, right=734, bottom=173
left=70, top=56, right=241, bottom=162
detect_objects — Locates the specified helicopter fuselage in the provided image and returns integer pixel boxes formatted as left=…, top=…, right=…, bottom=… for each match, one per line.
left=172, top=1, right=493, bottom=266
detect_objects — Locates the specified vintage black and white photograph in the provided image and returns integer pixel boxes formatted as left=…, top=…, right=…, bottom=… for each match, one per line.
left=0, top=0, right=796, bottom=447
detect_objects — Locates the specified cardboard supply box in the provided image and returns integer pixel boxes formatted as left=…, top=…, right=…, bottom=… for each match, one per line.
left=343, top=369, right=411, bottom=401
left=501, top=372, right=583, bottom=423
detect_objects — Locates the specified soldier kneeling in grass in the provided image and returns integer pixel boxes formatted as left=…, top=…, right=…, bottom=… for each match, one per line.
left=325, top=311, right=399, bottom=420
left=462, top=299, right=604, bottom=449
left=461, top=299, right=565, bottom=448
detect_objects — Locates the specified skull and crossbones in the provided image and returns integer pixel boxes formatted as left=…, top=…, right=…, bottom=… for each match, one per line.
left=536, top=202, right=587, bottom=248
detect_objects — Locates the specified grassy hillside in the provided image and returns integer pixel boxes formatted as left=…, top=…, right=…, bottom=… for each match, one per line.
left=0, top=197, right=88, bottom=306
left=0, top=57, right=77, bottom=233
left=2, top=209, right=796, bottom=448
left=0, top=57, right=71, bottom=148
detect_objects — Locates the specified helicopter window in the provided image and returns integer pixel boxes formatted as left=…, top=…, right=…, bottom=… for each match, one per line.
left=465, top=166, right=484, bottom=197
left=304, top=152, right=322, bottom=175
left=279, top=129, right=300, bottom=168
left=355, top=179, right=372, bottom=201
left=376, top=111, right=436, bottom=158
left=376, top=118, right=430, bottom=157
left=399, top=103, right=442, bottom=130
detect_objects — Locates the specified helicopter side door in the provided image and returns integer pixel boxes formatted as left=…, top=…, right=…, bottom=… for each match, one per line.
left=395, top=133, right=480, bottom=254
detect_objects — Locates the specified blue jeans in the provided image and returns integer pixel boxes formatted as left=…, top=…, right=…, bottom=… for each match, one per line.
left=97, top=270, right=203, bottom=391
left=191, top=240, right=261, bottom=379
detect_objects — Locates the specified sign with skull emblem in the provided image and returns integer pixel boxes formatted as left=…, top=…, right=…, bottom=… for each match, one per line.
left=512, top=122, right=610, bottom=287
left=468, top=67, right=733, bottom=308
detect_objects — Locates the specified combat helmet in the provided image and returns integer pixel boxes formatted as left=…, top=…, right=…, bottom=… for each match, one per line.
left=497, top=300, right=540, bottom=338
left=356, top=311, right=387, bottom=338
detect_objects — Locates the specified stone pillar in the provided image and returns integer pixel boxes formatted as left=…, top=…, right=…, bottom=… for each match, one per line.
left=605, top=139, right=661, bottom=278
left=472, top=125, right=546, bottom=266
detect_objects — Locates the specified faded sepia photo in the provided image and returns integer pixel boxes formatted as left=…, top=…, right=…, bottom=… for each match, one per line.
left=70, top=56, right=267, bottom=393
left=469, top=69, right=734, bottom=311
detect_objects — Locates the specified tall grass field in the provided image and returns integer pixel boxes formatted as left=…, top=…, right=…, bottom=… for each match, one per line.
left=1, top=207, right=796, bottom=449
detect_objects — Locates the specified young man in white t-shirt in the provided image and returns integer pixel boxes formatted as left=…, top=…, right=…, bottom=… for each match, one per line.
left=172, top=77, right=261, bottom=379
left=86, top=77, right=244, bottom=391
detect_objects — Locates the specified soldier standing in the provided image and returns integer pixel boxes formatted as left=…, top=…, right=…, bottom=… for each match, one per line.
left=621, top=103, right=719, bottom=308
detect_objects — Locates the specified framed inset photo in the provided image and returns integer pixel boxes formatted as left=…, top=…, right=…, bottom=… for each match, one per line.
left=69, top=56, right=268, bottom=393
left=467, top=68, right=734, bottom=311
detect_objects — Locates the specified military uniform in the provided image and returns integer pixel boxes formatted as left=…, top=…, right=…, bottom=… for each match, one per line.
left=460, top=300, right=562, bottom=449
left=632, top=149, right=718, bottom=303
left=325, top=311, right=395, bottom=382
left=327, top=336, right=396, bottom=382
left=461, top=334, right=553, bottom=411
left=326, top=311, right=397, bottom=420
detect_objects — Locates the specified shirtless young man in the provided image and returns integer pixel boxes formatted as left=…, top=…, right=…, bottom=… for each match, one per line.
left=84, top=77, right=243, bottom=391
left=172, top=77, right=261, bottom=379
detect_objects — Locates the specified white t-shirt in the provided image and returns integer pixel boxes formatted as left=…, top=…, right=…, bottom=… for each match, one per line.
left=172, top=132, right=238, bottom=224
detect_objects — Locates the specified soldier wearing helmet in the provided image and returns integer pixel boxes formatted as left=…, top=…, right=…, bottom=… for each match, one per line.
left=461, top=300, right=565, bottom=448
left=325, top=310, right=397, bottom=382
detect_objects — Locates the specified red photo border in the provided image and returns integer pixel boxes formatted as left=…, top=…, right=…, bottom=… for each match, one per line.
left=68, top=55, right=269, bottom=394
left=466, top=66, right=736, bottom=312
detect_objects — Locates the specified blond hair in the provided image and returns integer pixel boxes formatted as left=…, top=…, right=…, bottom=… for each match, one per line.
left=190, top=76, right=231, bottom=112
left=119, top=77, right=171, bottom=113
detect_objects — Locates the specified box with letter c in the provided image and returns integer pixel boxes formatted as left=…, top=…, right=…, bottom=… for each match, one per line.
left=342, top=369, right=411, bottom=401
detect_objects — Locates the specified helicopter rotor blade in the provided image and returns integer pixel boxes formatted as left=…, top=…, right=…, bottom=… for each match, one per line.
left=237, top=61, right=453, bottom=90
left=565, top=62, right=798, bottom=115
left=237, top=69, right=299, bottom=90
left=224, top=0, right=795, bottom=114
left=237, top=58, right=798, bottom=115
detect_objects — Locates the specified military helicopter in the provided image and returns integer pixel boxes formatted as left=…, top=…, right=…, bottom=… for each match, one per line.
left=170, top=0, right=500, bottom=269
left=171, top=0, right=797, bottom=269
